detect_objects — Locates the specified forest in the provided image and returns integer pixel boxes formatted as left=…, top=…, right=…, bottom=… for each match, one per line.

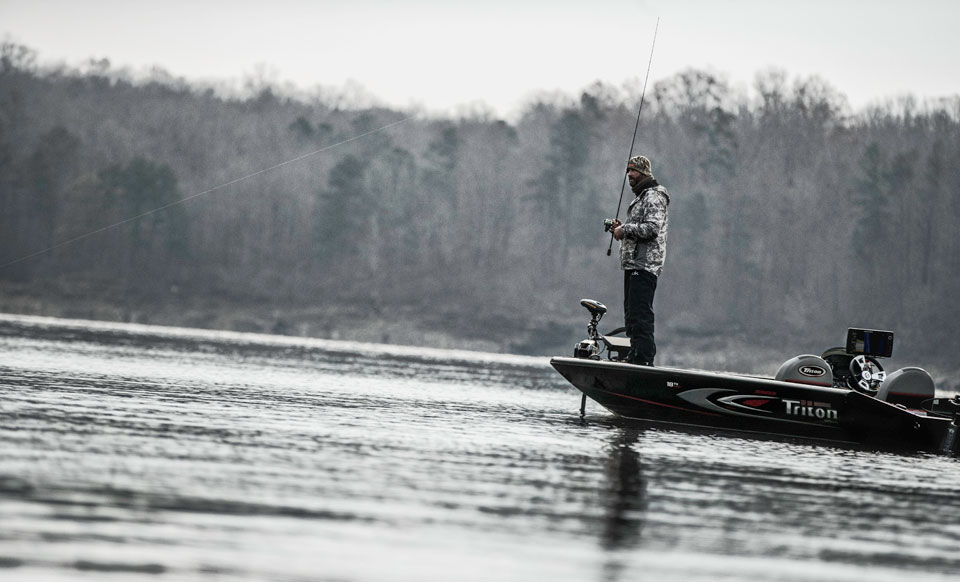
left=1, top=41, right=959, bottom=364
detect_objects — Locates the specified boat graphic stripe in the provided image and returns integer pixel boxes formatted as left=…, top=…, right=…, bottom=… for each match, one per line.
left=717, top=394, right=774, bottom=414
left=590, top=384, right=722, bottom=417
left=677, top=388, right=835, bottom=426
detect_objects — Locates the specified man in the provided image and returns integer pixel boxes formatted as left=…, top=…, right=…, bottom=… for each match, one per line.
left=610, top=155, right=670, bottom=366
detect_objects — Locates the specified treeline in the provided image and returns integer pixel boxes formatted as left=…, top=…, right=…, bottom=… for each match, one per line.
left=1, top=42, right=959, bottom=357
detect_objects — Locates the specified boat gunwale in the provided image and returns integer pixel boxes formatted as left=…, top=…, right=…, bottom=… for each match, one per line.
left=549, top=356, right=852, bottom=396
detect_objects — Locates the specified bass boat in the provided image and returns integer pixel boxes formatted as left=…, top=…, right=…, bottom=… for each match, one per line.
left=551, top=299, right=960, bottom=456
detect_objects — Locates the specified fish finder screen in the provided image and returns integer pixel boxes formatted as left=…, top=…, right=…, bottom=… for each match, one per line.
left=846, top=328, right=894, bottom=358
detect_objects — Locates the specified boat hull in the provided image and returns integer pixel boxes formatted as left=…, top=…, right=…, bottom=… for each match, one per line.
left=550, top=357, right=949, bottom=450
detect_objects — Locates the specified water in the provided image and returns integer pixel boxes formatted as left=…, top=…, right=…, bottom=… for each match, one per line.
left=1, top=313, right=959, bottom=581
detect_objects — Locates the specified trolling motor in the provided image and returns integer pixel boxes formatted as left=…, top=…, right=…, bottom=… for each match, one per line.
left=573, top=299, right=608, bottom=418
left=573, top=299, right=606, bottom=359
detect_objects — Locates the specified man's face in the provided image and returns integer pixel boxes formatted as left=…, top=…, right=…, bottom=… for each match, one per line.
left=627, top=169, right=642, bottom=186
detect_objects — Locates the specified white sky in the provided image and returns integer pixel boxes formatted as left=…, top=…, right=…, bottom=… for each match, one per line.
left=2, top=0, right=958, bottom=119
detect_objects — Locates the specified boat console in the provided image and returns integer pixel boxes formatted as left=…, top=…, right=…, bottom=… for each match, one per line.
left=817, top=328, right=892, bottom=394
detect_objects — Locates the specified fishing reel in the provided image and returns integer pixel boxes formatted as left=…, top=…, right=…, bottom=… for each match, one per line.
left=603, top=219, right=616, bottom=232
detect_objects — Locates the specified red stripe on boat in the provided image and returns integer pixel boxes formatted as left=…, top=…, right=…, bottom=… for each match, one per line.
left=592, top=386, right=722, bottom=417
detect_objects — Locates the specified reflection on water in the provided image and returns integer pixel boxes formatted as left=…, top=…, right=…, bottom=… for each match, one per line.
left=599, top=427, right=644, bottom=582
left=1, top=313, right=960, bottom=581
left=589, top=422, right=960, bottom=582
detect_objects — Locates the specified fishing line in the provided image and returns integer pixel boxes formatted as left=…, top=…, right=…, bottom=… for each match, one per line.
left=0, top=116, right=412, bottom=270
left=606, top=17, right=660, bottom=256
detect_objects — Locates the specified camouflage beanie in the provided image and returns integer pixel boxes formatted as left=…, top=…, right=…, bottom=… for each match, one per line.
left=626, top=155, right=652, bottom=177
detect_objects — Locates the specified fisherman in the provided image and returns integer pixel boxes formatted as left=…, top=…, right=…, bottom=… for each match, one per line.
left=609, top=155, right=670, bottom=366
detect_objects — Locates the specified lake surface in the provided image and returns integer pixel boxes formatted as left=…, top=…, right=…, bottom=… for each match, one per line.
left=1, top=313, right=959, bottom=581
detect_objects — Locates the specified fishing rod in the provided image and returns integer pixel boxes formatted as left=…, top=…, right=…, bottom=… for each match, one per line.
left=0, top=116, right=411, bottom=271
left=606, top=17, right=660, bottom=257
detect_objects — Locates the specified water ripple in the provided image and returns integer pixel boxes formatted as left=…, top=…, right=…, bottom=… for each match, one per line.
left=1, top=314, right=959, bottom=581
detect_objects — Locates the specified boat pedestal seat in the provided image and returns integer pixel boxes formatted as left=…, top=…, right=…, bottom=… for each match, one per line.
left=877, top=367, right=935, bottom=409
left=775, top=355, right=834, bottom=387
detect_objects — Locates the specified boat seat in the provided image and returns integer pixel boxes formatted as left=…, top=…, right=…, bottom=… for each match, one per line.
left=877, top=367, right=935, bottom=409
left=774, top=355, right=834, bottom=387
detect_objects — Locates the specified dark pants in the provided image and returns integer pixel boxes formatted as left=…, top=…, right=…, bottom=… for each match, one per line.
left=623, top=269, right=658, bottom=364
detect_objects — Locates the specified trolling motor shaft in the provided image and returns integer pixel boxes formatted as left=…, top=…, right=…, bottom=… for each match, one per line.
left=575, top=299, right=607, bottom=418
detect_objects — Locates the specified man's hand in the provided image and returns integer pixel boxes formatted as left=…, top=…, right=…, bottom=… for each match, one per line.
left=611, top=219, right=624, bottom=241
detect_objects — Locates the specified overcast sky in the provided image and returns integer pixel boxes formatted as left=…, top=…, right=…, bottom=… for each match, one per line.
left=2, top=0, right=958, bottom=118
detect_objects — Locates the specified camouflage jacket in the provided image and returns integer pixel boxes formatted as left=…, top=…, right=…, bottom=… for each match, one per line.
left=619, top=182, right=670, bottom=275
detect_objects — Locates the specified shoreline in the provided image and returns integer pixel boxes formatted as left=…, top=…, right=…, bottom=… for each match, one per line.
left=3, top=283, right=957, bottom=392
left=0, top=282, right=574, bottom=355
